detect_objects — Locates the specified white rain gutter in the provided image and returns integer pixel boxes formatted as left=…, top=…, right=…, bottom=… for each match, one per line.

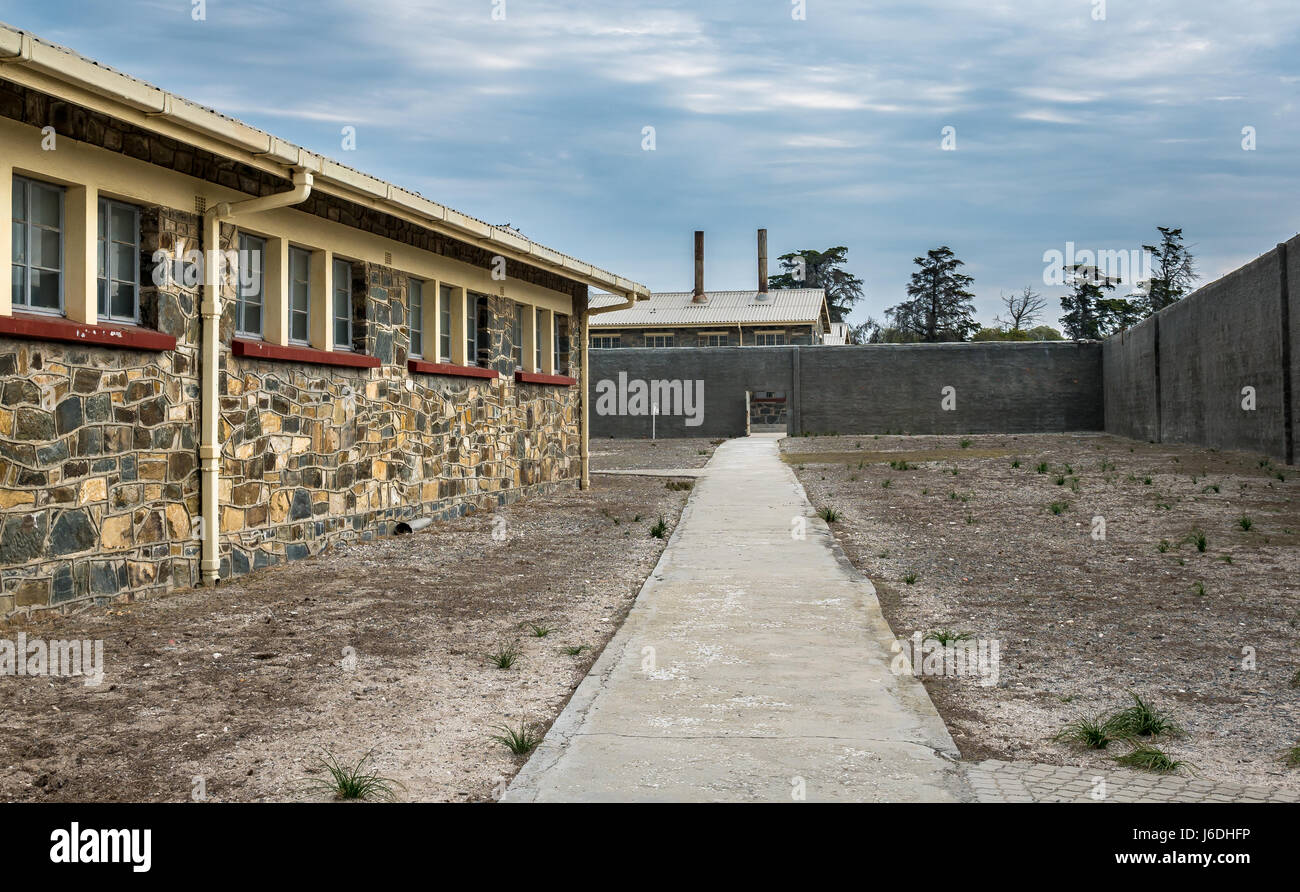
left=580, top=293, right=637, bottom=488
left=198, top=169, right=313, bottom=585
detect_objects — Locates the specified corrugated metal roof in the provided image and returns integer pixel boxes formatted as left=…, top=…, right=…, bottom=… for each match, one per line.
left=589, top=289, right=828, bottom=327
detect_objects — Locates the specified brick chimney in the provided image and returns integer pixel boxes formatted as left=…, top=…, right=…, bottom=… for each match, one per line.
left=757, top=228, right=769, bottom=296
left=692, top=230, right=707, bottom=303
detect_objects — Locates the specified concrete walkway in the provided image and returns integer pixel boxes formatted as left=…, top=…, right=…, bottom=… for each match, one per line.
left=504, top=434, right=971, bottom=802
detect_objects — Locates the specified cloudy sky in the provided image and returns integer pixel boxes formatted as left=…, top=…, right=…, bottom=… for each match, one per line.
left=4, top=0, right=1299, bottom=328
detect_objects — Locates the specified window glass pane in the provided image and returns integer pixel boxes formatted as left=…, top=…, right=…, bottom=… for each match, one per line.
left=97, top=202, right=106, bottom=241
left=30, top=268, right=60, bottom=309
left=12, top=178, right=24, bottom=220
left=111, top=281, right=135, bottom=320
left=97, top=278, right=107, bottom=317
left=291, top=248, right=309, bottom=282
left=12, top=220, right=25, bottom=265
left=243, top=302, right=261, bottom=337
left=335, top=318, right=350, bottom=348
left=110, top=204, right=134, bottom=242
left=31, top=184, right=60, bottom=228
left=290, top=311, right=307, bottom=343
left=33, top=228, right=60, bottom=269
left=12, top=264, right=24, bottom=306
left=114, top=244, right=135, bottom=283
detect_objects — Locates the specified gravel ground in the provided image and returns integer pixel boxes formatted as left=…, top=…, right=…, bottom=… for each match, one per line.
left=590, top=437, right=723, bottom=470
left=0, top=466, right=691, bottom=802
left=783, top=432, right=1300, bottom=793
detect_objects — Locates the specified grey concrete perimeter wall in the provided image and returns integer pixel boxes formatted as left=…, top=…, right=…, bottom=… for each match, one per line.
left=1102, top=234, right=1299, bottom=464
left=589, top=342, right=1103, bottom=438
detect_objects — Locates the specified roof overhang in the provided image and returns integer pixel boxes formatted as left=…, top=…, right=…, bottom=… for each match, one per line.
left=0, top=24, right=650, bottom=301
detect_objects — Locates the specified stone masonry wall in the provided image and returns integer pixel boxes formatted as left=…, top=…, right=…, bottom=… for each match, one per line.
left=0, top=206, right=581, bottom=615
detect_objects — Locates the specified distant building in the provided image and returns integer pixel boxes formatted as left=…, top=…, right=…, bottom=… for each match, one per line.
left=823, top=321, right=851, bottom=345
left=588, top=287, right=831, bottom=348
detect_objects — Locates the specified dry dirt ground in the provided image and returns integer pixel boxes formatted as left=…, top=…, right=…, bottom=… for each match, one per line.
left=783, top=432, right=1300, bottom=793
left=588, top=437, right=721, bottom=470
left=0, top=445, right=712, bottom=802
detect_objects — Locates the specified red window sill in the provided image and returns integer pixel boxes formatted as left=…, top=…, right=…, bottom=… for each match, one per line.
left=408, top=359, right=499, bottom=380
left=0, top=312, right=177, bottom=351
left=515, top=370, right=577, bottom=386
left=231, top=338, right=381, bottom=368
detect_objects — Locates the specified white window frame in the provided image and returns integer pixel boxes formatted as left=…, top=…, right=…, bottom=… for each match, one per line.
left=11, top=175, right=65, bottom=315
left=236, top=232, right=266, bottom=338
left=591, top=335, right=620, bottom=349
left=755, top=331, right=786, bottom=346
left=288, top=246, right=312, bottom=346
left=97, top=196, right=140, bottom=324
left=407, top=277, right=423, bottom=359
left=646, top=333, right=675, bottom=348
left=333, top=257, right=353, bottom=351
left=534, top=308, right=543, bottom=372
left=438, top=284, right=453, bottom=362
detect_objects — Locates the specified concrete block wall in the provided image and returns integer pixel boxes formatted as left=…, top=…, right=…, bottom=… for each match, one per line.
left=589, top=342, right=1103, bottom=439
left=1102, top=234, right=1299, bottom=464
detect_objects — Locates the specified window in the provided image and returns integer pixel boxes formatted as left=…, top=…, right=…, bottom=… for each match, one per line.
left=331, top=258, right=353, bottom=350
left=645, top=334, right=674, bottom=348
left=288, top=247, right=311, bottom=344
left=535, top=309, right=543, bottom=371
left=756, top=332, right=786, bottom=346
left=511, top=303, right=524, bottom=369
left=235, top=233, right=265, bottom=338
left=476, top=296, right=492, bottom=365
left=96, top=198, right=139, bottom=323
left=438, top=285, right=452, bottom=361
left=406, top=277, right=422, bottom=358
left=700, top=333, right=728, bottom=347
left=590, top=335, right=620, bottom=349
left=11, top=176, right=64, bottom=314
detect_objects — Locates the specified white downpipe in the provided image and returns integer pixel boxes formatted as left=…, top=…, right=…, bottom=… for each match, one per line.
left=199, top=169, right=313, bottom=585
left=580, top=292, right=637, bottom=489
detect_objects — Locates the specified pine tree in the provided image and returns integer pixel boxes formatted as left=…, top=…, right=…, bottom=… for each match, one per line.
left=1142, top=226, right=1197, bottom=313
left=769, top=247, right=864, bottom=323
left=887, top=247, right=978, bottom=342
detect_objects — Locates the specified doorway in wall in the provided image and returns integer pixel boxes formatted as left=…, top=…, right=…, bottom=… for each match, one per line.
left=748, top=391, right=788, bottom=433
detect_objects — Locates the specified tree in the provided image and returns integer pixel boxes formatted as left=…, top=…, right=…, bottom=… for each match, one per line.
left=1025, top=324, right=1064, bottom=341
left=886, top=246, right=979, bottom=342
left=1059, top=265, right=1142, bottom=339
left=973, top=326, right=1032, bottom=341
left=1059, top=265, right=1114, bottom=339
left=846, top=317, right=882, bottom=345
left=769, top=246, right=864, bottom=323
left=995, top=286, right=1046, bottom=332
left=1141, top=226, right=1196, bottom=313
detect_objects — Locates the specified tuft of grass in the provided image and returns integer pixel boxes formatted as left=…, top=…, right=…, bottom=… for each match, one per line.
left=1238, top=515, right=1253, bottom=531
left=959, top=439, right=972, bottom=449
left=1192, top=581, right=1206, bottom=596
left=489, top=721, right=543, bottom=756
left=561, top=644, right=590, bottom=656
left=298, top=750, right=404, bottom=801
left=1107, top=691, right=1182, bottom=738
left=665, top=479, right=694, bottom=491
left=1049, top=501, right=1068, bottom=515
left=650, top=516, right=669, bottom=539
left=924, top=629, right=973, bottom=645
left=881, top=478, right=892, bottom=489
left=1203, top=483, right=1220, bottom=493
left=1011, top=459, right=1021, bottom=468
left=1054, top=474, right=1066, bottom=486
left=1055, top=716, right=1121, bottom=750
left=902, top=571, right=918, bottom=585
left=1287, top=745, right=1300, bottom=767
left=1187, top=528, right=1207, bottom=552
left=1142, top=476, right=1153, bottom=485
left=1114, top=744, right=1187, bottom=773
left=487, top=641, right=522, bottom=669
left=1035, top=462, right=1049, bottom=474
left=524, top=621, right=554, bottom=638
left=889, top=459, right=915, bottom=471
left=817, top=506, right=841, bottom=523
left=1157, top=539, right=1171, bottom=554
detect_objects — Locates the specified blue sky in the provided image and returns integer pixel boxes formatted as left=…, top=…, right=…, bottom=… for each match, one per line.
left=4, top=0, right=1299, bottom=329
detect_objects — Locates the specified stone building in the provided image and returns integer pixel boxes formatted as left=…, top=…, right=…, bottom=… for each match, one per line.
left=0, top=26, right=647, bottom=613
